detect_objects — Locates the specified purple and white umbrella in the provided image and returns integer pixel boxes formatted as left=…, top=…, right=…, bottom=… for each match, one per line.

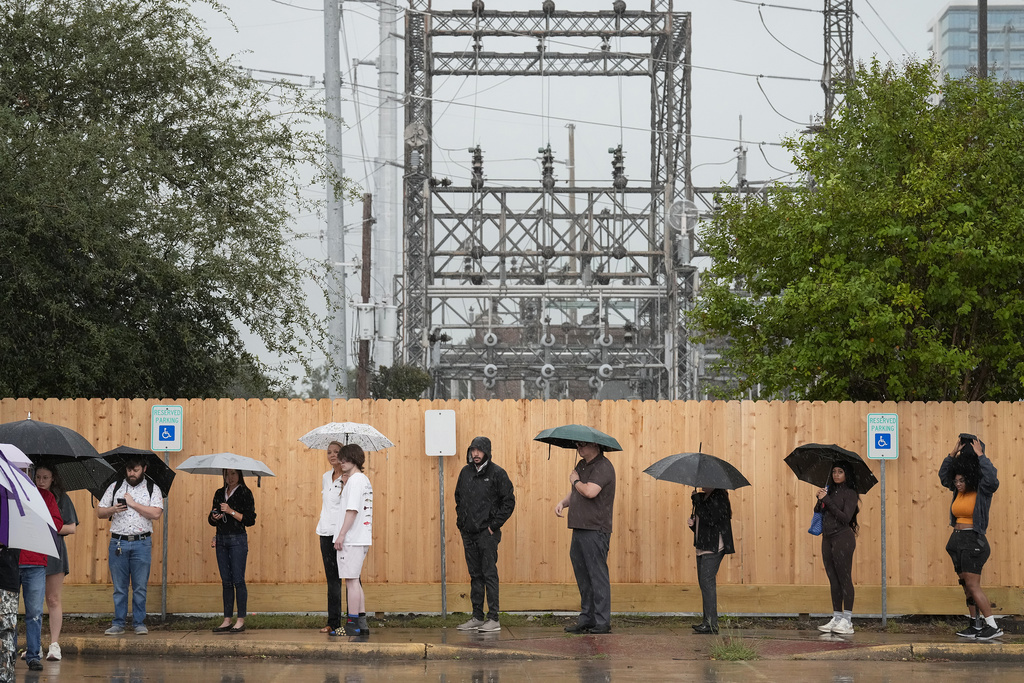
left=0, top=445, right=59, bottom=557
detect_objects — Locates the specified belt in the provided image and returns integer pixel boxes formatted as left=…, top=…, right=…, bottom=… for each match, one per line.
left=112, top=533, right=151, bottom=541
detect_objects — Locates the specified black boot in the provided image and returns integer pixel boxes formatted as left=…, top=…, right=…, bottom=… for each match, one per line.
left=357, top=614, right=370, bottom=635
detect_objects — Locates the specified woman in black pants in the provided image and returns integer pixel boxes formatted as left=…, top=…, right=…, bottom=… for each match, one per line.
left=939, top=436, right=1001, bottom=640
left=687, top=488, right=734, bottom=634
left=816, top=464, right=859, bottom=635
left=208, top=469, right=257, bottom=633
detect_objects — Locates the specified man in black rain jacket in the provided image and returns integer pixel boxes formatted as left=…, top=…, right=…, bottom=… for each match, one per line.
left=454, top=436, right=515, bottom=632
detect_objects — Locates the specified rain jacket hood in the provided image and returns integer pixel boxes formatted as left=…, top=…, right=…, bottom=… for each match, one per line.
left=467, top=436, right=492, bottom=467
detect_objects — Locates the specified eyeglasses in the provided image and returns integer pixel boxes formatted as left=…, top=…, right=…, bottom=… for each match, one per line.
left=575, top=441, right=594, bottom=449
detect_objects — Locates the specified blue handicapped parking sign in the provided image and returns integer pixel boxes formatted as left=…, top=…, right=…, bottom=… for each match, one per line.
left=874, top=433, right=891, bottom=449
left=158, top=425, right=176, bottom=442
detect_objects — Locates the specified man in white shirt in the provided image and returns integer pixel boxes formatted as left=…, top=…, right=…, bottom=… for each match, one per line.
left=97, top=457, right=164, bottom=635
left=333, top=444, right=372, bottom=637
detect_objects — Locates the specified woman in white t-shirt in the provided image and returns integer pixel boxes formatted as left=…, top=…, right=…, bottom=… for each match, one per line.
left=316, top=442, right=345, bottom=634
left=333, top=444, right=372, bottom=637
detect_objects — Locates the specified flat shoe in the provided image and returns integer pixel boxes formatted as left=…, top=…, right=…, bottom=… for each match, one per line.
left=564, top=623, right=594, bottom=634
left=319, top=626, right=333, bottom=633
left=229, top=625, right=246, bottom=633
left=212, top=625, right=233, bottom=633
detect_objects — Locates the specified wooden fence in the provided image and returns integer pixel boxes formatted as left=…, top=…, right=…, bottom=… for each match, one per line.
left=2, top=398, right=1021, bottom=616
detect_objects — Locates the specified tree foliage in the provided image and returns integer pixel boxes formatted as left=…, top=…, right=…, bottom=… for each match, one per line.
left=693, top=60, right=1024, bottom=401
left=0, top=0, right=338, bottom=398
left=370, top=364, right=432, bottom=400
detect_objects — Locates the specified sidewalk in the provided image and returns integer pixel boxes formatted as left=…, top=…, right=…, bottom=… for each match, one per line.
left=56, top=624, right=1024, bottom=662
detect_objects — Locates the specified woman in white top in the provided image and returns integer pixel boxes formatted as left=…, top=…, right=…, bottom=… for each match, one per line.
left=316, top=442, right=345, bottom=634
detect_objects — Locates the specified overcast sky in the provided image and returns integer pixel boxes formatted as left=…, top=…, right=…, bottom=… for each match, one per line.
left=188, top=0, right=988, bottom=378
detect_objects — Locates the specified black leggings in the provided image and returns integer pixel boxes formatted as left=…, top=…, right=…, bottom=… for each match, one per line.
left=821, top=527, right=856, bottom=612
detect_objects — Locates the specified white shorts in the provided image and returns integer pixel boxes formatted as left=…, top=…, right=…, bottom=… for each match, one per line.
left=337, top=544, right=369, bottom=579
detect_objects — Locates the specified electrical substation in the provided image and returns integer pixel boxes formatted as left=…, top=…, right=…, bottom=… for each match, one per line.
left=403, top=1, right=697, bottom=400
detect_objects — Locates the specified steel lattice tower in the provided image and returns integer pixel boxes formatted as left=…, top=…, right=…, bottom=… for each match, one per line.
left=822, top=0, right=853, bottom=122
left=403, top=1, right=692, bottom=400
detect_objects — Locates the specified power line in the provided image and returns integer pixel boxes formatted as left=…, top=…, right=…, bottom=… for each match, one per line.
left=267, top=0, right=321, bottom=12
left=853, top=13, right=895, bottom=61
left=758, top=7, right=818, bottom=65
left=726, top=0, right=821, bottom=13
left=756, top=77, right=808, bottom=126
left=861, top=0, right=912, bottom=55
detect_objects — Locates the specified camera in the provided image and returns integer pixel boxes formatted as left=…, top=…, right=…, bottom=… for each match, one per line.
left=958, top=433, right=977, bottom=444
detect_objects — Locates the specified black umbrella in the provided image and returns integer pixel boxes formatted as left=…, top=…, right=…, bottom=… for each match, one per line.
left=91, top=446, right=177, bottom=499
left=644, top=452, right=751, bottom=490
left=35, top=456, right=117, bottom=494
left=784, top=443, right=878, bottom=494
left=0, top=417, right=101, bottom=460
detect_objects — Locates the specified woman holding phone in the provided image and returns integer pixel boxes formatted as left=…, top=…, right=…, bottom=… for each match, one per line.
left=207, top=469, right=256, bottom=633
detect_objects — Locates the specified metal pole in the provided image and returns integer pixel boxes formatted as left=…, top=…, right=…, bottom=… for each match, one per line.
left=325, top=0, right=348, bottom=397
left=374, top=0, right=399, bottom=367
left=881, top=459, right=887, bottom=627
left=439, top=456, right=447, bottom=617
left=161, top=452, right=169, bottom=622
left=979, top=0, right=988, bottom=79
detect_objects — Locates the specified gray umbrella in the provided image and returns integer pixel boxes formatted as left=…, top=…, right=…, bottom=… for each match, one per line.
left=643, top=452, right=751, bottom=490
left=177, top=453, right=275, bottom=478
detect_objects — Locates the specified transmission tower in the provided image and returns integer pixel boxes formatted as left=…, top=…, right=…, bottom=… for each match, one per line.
left=822, top=0, right=853, bottom=122
left=403, top=1, right=693, bottom=400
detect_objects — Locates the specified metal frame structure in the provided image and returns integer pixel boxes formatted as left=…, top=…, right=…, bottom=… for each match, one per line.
left=404, top=1, right=692, bottom=400
left=822, top=0, right=853, bottom=122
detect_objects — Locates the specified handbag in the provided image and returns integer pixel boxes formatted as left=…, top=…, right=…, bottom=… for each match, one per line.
left=808, top=485, right=827, bottom=536
left=807, top=510, right=823, bottom=536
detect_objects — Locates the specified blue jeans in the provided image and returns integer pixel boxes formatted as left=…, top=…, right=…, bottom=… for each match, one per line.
left=215, top=534, right=248, bottom=618
left=109, top=537, right=152, bottom=628
left=17, top=566, right=45, bottom=662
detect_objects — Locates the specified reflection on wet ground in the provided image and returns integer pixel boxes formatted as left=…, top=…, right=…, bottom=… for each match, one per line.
left=16, top=656, right=1024, bottom=683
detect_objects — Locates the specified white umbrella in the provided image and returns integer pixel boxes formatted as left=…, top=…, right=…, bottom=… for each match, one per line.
left=298, top=422, right=394, bottom=452
left=177, top=453, right=275, bottom=478
left=0, top=443, right=33, bottom=468
left=0, top=448, right=59, bottom=557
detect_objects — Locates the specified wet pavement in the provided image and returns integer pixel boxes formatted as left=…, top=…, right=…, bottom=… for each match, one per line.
left=49, top=622, right=1024, bottom=664
left=14, top=655, right=1024, bottom=682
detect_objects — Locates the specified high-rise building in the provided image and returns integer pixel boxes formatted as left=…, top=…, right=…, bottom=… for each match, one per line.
left=929, top=3, right=1024, bottom=80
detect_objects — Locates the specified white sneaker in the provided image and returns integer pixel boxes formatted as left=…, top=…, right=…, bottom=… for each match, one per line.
left=817, top=616, right=840, bottom=632
left=457, top=617, right=485, bottom=631
left=832, top=618, right=855, bottom=635
left=46, top=643, right=61, bottom=661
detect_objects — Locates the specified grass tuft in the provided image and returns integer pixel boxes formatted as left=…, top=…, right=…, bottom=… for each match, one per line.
left=709, top=636, right=759, bottom=661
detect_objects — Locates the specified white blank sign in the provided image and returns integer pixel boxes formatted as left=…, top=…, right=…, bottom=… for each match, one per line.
left=424, top=410, right=456, bottom=456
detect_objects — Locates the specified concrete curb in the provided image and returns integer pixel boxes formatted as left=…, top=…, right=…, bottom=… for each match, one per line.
left=61, top=636, right=565, bottom=661
left=794, top=642, right=1024, bottom=662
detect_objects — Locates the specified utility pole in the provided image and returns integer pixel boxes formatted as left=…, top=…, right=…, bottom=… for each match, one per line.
left=374, top=0, right=400, bottom=367
left=979, top=0, right=988, bottom=78
left=324, top=0, right=348, bottom=397
left=358, top=193, right=373, bottom=399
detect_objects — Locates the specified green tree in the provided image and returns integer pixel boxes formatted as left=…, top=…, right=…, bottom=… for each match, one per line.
left=692, top=60, right=1024, bottom=402
left=370, top=364, right=432, bottom=400
left=0, top=0, right=341, bottom=398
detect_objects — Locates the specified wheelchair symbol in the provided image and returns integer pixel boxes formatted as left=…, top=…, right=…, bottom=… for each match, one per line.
left=874, top=433, right=891, bottom=449
left=158, top=426, right=176, bottom=442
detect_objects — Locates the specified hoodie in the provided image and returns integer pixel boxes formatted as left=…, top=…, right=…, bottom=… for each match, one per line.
left=454, top=436, right=516, bottom=534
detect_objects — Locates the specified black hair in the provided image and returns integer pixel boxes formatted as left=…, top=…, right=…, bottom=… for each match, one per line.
left=951, top=453, right=981, bottom=493
left=222, top=469, right=247, bottom=489
left=124, top=455, right=148, bottom=471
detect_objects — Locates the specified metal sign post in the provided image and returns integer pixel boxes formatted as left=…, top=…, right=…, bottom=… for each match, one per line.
left=424, top=410, right=456, bottom=617
left=151, top=405, right=183, bottom=622
left=867, top=412, right=898, bottom=627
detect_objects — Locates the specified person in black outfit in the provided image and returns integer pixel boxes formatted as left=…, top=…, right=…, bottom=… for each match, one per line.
left=816, top=463, right=860, bottom=635
left=207, top=469, right=257, bottom=633
left=454, top=436, right=516, bottom=633
left=687, top=488, right=735, bottom=634
left=939, top=435, right=1001, bottom=640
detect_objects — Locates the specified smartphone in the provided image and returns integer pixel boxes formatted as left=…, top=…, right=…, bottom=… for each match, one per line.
left=116, top=497, right=126, bottom=506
